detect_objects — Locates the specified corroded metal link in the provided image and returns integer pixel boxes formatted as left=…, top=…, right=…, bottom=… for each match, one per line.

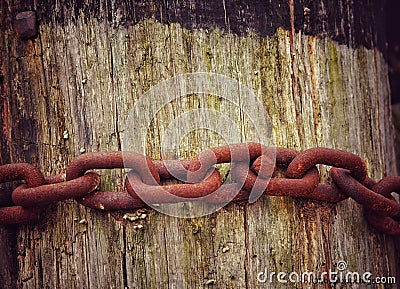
left=187, top=142, right=275, bottom=183
left=0, top=187, right=13, bottom=207
left=66, top=151, right=160, bottom=184
left=232, top=161, right=320, bottom=197
left=372, top=176, right=400, bottom=198
left=125, top=169, right=222, bottom=203
left=12, top=171, right=100, bottom=207
left=45, top=173, right=66, bottom=184
left=286, top=148, right=368, bottom=182
left=330, top=168, right=400, bottom=216
left=0, top=163, right=46, bottom=187
left=0, top=163, right=47, bottom=224
left=0, top=206, right=43, bottom=225
left=79, top=183, right=251, bottom=211
left=202, top=183, right=250, bottom=203
left=64, top=151, right=160, bottom=211
left=251, top=147, right=299, bottom=173
left=252, top=147, right=347, bottom=203
left=363, top=176, right=377, bottom=189
left=78, top=190, right=146, bottom=210
left=153, top=160, right=193, bottom=180
left=363, top=176, right=400, bottom=235
left=305, top=183, right=349, bottom=203
left=251, top=147, right=299, bottom=180
left=0, top=143, right=399, bottom=236
left=365, top=212, right=400, bottom=236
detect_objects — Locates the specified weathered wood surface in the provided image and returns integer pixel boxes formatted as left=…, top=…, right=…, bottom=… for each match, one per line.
left=0, top=1, right=398, bottom=288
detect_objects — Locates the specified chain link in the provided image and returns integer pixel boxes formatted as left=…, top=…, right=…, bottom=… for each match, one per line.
left=0, top=142, right=399, bottom=236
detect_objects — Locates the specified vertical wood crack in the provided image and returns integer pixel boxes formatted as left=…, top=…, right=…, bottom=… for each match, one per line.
left=243, top=205, right=250, bottom=289
left=288, top=0, right=305, bottom=148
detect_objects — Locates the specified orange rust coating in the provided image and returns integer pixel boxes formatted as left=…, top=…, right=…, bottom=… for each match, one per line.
left=125, top=169, right=222, bottom=203
left=286, top=147, right=368, bottom=182
left=331, top=168, right=400, bottom=216
left=12, top=171, right=100, bottom=207
left=66, top=151, right=160, bottom=184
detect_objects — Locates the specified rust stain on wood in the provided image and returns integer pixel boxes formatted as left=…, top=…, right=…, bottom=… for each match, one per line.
left=1, top=99, right=11, bottom=142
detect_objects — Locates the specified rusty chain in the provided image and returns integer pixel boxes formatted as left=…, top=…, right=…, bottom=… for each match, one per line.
left=0, top=142, right=399, bottom=236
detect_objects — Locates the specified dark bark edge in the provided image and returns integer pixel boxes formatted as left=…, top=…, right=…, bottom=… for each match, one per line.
left=9, top=0, right=387, bottom=54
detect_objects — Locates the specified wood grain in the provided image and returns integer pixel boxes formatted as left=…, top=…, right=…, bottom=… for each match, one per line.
left=0, top=1, right=398, bottom=288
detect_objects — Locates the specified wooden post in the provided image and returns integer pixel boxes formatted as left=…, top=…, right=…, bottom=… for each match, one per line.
left=0, top=1, right=398, bottom=288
